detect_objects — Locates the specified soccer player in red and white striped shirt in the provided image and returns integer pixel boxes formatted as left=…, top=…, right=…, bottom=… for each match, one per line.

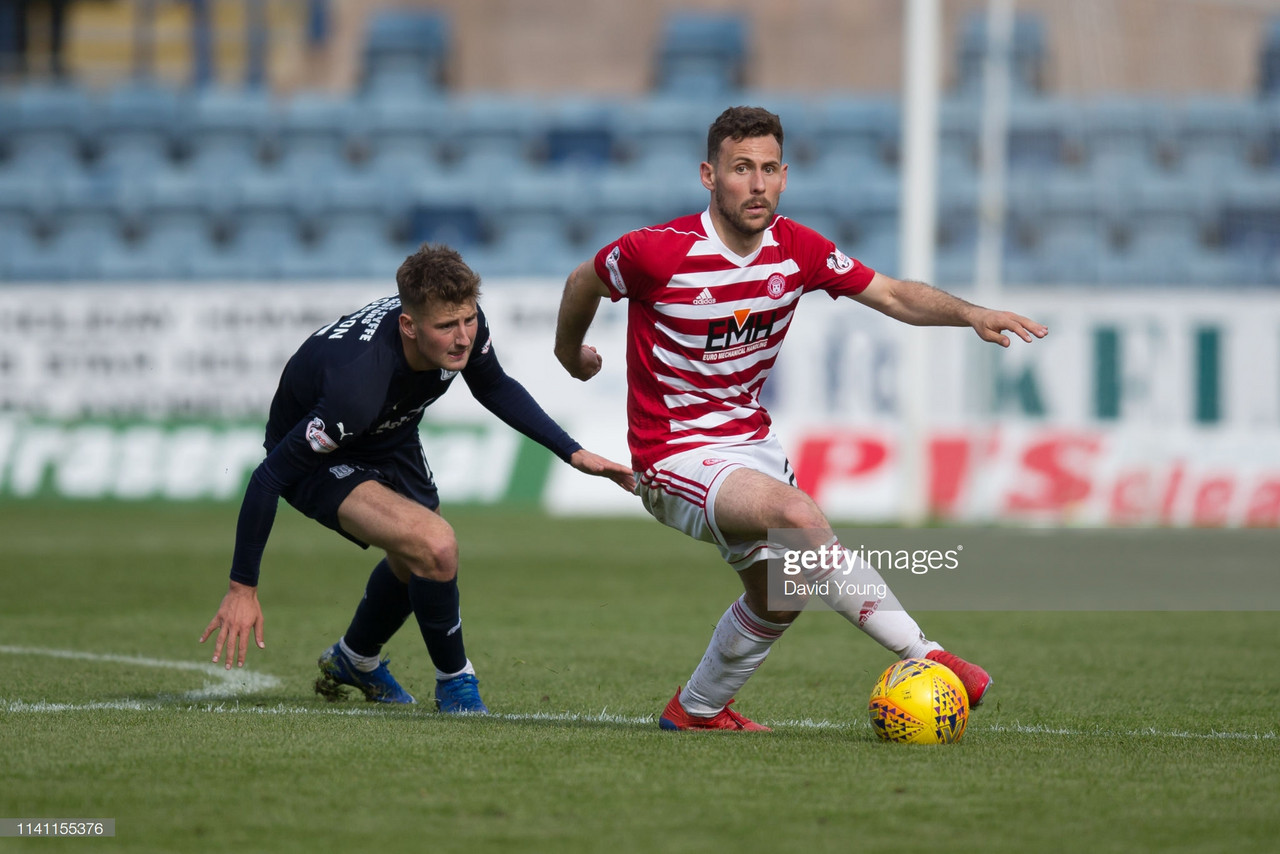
left=555, top=106, right=1047, bottom=731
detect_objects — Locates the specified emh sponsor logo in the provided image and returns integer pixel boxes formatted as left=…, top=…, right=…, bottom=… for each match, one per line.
left=704, top=309, right=779, bottom=362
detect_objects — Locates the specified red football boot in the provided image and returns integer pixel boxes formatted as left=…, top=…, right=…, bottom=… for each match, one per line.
left=926, top=649, right=992, bottom=707
left=658, top=686, right=771, bottom=731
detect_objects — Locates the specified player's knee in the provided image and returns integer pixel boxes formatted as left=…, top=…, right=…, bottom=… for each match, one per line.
left=775, top=491, right=826, bottom=531
left=403, top=527, right=459, bottom=582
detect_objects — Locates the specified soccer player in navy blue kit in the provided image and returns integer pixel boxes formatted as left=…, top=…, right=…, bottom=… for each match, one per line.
left=201, top=244, right=634, bottom=713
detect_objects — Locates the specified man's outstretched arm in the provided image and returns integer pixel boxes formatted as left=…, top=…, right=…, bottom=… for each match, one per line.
left=851, top=272, right=1048, bottom=347
left=555, top=261, right=611, bottom=380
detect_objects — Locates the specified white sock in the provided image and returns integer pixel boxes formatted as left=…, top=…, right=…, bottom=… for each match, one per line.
left=806, top=539, right=942, bottom=660
left=339, top=637, right=381, bottom=673
left=436, top=658, right=476, bottom=682
left=681, top=596, right=789, bottom=717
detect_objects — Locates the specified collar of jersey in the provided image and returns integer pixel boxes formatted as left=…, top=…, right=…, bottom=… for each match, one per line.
left=700, top=208, right=778, bottom=267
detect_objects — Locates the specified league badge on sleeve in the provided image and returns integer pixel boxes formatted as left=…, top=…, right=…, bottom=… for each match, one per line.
left=305, top=417, right=340, bottom=454
left=826, top=249, right=855, bottom=275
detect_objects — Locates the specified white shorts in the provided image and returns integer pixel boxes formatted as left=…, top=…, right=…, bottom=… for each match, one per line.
left=636, top=434, right=796, bottom=571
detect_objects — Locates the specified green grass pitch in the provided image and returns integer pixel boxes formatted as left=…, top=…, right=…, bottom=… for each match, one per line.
left=1, top=501, right=1277, bottom=853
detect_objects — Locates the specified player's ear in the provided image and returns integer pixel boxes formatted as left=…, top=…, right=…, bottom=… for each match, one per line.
left=700, top=160, right=715, bottom=191
left=399, top=312, right=417, bottom=340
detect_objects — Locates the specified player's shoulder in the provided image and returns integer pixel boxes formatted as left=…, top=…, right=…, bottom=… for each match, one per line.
left=769, top=214, right=831, bottom=249
left=625, top=213, right=706, bottom=250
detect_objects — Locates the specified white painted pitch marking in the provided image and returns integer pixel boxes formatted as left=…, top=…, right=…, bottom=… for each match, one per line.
left=2, top=648, right=1274, bottom=741
left=1, top=693, right=1274, bottom=742
left=0, top=645, right=281, bottom=700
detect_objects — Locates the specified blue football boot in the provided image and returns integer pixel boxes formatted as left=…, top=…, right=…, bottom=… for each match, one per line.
left=315, top=642, right=415, bottom=704
left=434, top=673, right=489, bottom=714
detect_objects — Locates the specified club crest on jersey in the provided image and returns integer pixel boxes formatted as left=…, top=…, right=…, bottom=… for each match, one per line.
left=766, top=273, right=787, bottom=299
left=704, top=308, right=780, bottom=362
left=827, top=249, right=855, bottom=274
left=306, top=417, right=339, bottom=454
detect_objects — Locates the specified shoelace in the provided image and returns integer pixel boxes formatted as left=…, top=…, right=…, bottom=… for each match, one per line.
left=716, top=699, right=751, bottom=729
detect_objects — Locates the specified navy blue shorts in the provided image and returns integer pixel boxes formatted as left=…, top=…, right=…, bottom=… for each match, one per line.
left=281, top=441, right=440, bottom=549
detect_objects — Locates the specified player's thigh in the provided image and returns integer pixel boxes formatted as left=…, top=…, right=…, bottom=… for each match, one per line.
left=337, top=480, right=455, bottom=568
left=713, top=467, right=830, bottom=542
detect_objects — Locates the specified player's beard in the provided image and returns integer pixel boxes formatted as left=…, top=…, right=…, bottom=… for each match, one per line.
left=713, top=188, right=774, bottom=242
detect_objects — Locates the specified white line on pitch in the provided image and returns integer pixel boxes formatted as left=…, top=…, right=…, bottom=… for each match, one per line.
left=1, top=698, right=1275, bottom=742
left=0, top=645, right=281, bottom=700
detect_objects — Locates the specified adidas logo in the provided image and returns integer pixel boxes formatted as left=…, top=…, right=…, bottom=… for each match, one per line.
left=692, top=288, right=716, bottom=305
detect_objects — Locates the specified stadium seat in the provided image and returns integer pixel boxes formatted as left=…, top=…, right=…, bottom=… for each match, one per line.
left=954, top=11, right=1047, bottom=99
left=1005, top=98, right=1083, bottom=173
left=362, top=9, right=451, bottom=97
left=484, top=169, right=578, bottom=262
left=447, top=94, right=540, bottom=179
left=1172, top=97, right=1267, bottom=181
left=276, top=92, right=365, bottom=179
left=363, top=94, right=452, bottom=178
left=655, top=12, right=747, bottom=96
left=1017, top=175, right=1106, bottom=284
left=186, top=87, right=275, bottom=181
left=1220, top=173, right=1280, bottom=283
left=540, top=98, right=619, bottom=170
left=1098, top=179, right=1218, bottom=284
left=613, top=95, right=717, bottom=178
left=1081, top=97, right=1175, bottom=181
left=2, top=84, right=93, bottom=180
left=94, top=82, right=186, bottom=181
left=810, top=96, right=900, bottom=185
left=1260, top=16, right=1280, bottom=98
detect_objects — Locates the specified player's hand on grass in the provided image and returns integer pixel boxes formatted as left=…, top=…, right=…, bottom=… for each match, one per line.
left=569, top=449, right=636, bottom=493
left=200, top=580, right=265, bottom=669
left=565, top=345, right=603, bottom=381
left=970, top=309, right=1048, bottom=348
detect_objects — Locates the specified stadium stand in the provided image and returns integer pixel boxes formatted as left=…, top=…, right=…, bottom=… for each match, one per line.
left=0, top=5, right=1278, bottom=286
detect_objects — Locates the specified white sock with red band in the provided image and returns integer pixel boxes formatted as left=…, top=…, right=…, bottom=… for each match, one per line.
left=806, top=538, right=941, bottom=661
left=680, top=595, right=789, bottom=717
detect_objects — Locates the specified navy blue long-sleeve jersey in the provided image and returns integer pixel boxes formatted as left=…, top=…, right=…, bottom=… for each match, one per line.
left=228, top=296, right=581, bottom=585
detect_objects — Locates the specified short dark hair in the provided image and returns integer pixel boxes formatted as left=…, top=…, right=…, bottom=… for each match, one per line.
left=706, top=106, right=785, bottom=164
left=395, top=243, right=482, bottom=315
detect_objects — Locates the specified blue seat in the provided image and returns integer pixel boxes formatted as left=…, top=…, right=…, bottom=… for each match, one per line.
left=614, top=95, right=716, bottom=178
left=1018, top=175, right=1106, bottom=284
left=362, top=9, right=450, bottom=97
left=1006, top=98, right=1084, bottom=172
left=4, top=84, right=93, bottom=179
left=186, top=87, right=275, bottom=180
left=954, top=11, right=1046, bottom=99
left=810, top=97, right=899, bottom=184
left=541, top=99, right=618, bottom=170
left=94, top=82, right=186, bottom=180
left=1220, top=173, right=1280, bottom=277
left=1261, top=17, right=1280, bottom=98
left=364, top=95, right=451, bottom=178
left=1172, top=97, right=1267, bottom=180
left=1082, top=97, right=1175, bottom=180
left=276, top=93, right=364, bottom=179
left=447, top=95, right=539, bottom=179
left=656, top=12, right=747, bottom=96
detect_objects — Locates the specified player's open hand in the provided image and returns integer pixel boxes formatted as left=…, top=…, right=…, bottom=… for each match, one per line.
left=971, top=309, right=1048, bottom=348
left=569, top=449, right=636, bottom=492
left=199, top=581, right=265, bottom=669
left=566, top=345, right=603, bottom=381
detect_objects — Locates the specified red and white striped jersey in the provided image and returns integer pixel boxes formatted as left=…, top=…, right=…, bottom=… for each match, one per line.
left=594, top=208, right=876, bottom=472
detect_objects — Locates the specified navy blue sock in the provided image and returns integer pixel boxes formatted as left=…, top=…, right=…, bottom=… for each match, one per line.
left=342, top=559, right=413, bottom=658
left=408, top=575, right=467, bottom=675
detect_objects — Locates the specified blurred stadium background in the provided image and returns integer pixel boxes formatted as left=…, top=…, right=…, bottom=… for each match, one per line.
left=1, top=0, right=1279, bottom=527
